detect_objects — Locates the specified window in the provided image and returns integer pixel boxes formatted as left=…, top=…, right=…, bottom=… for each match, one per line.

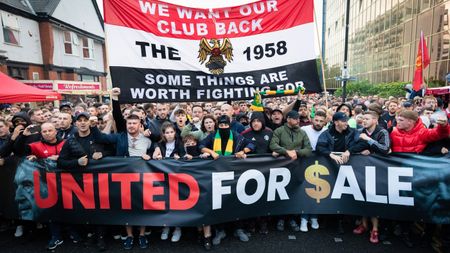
left=79, top=74, right=99, bottom=82
left=64, top=31, right=79, bottom=55
left=1, top=12, right=20, bottom=45
left=7, top=66, right=27, bottom=79
left=82, top=37, right=94, bottom=59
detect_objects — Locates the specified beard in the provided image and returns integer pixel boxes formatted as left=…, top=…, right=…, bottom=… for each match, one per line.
left=312, top=124, right=323, bottom=131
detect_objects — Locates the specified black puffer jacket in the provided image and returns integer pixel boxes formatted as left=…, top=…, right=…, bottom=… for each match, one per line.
left=57, top=130, right=111, bottom=170
left=316, top=124, right=359, bottom=155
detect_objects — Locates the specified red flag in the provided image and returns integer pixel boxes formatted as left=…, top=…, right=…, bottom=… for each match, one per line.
left=412, top=31, right=430, bottom=91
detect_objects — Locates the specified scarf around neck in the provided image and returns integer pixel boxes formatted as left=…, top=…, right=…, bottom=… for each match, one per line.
left=213, top=130, right=233, bottom=156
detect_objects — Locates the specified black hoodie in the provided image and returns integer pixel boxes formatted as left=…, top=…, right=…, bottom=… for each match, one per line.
left=241, top=112, right=273, bottom=154
left=11, top=112, right=32, bottom=128
left=336, top=103, right=353, bottom=117
left=11, top=112, right=42, bottom=156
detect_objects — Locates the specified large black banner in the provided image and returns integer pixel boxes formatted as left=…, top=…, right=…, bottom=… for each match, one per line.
left=0, top=154, right=449, bottom=226
left=110, top=61, right=321, bottom=103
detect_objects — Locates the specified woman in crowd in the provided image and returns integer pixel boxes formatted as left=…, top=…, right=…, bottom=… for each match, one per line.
left=181, top=115, right=217, bottom=141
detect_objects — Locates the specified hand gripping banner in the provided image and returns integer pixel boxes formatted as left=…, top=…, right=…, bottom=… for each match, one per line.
left=103, top=0, right=322, bottom=102
left=1, top=154, right=449, bottom=226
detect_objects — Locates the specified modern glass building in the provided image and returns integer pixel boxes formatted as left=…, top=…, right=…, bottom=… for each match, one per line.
left=323, top=0, right=450, bottom=89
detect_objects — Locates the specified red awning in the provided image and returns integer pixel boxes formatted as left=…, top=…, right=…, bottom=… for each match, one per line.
left=0, top=72, right=61, bottom=103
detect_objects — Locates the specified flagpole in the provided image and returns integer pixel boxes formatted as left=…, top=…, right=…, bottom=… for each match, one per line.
left=313, top=4, right=328, bottom=107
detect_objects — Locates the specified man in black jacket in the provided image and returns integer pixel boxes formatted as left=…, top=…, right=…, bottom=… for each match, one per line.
left=348, top=111, right=390, bottom=244
left=316, top=112, right=359, bottom=234
left=381, top=100, right=398, bottom=132
left=241, top=112, right=273, bottom=154
left=57, top=112, right=109, bottom=251
left=110, top=88, right=160, bottom=143
left=57, top=113, right=77, bottom=140
left=240, top=112, right=273, bottom=234
left=316, top=112, right=359, bottom=165
left=350, top=111, right=390, bottom=155
left=57, top=113, right=108, bottom=170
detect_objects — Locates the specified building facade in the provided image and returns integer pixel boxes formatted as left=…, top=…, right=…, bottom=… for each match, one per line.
left=324, top=0, right=450, bottom=89
left=0, top=0, right=108, bottom=98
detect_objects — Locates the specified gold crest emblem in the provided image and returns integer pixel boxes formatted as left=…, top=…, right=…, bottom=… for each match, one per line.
left=198, top=38, right=233, bottom=75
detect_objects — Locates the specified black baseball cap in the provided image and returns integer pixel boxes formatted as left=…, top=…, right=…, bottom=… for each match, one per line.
left=271, top=108, right=283, bottom=115
left=403, top=101, right=413, bottom=108
left=332, top=112, right=349, bottom=122
left=286, top=110, right=300, bottom=119
left=217, top=115, right=231, bottom=125
left=59, top=103, right=72, bottom=110
left=75, top=112, right=90, bottom=121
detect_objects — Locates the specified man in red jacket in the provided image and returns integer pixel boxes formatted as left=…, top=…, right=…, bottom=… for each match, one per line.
left=26, top=122, right=64, bottom=160
left=23, top=122, right=74, bottom=250
left=390, top=109, right=449, bottom=153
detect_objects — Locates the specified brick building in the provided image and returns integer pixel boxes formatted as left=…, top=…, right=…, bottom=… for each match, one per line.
left=0, top=0, right=108, bottom=99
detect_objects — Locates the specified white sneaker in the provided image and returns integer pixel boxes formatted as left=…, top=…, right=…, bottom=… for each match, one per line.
left=310, top=218, right=319, bottom=230
left=300, top=218, right=308, bottom=232
left=233, top=229, right=249, bottom=242
left=144, top=229, right=151, bottom=236
left=14, top=225, right=23, bottom=237
left=113, top=234, right=121, bottom=240
left=276, top=219, right=285, bottom=231
left=212, top=229, right=226, bottom=245
left=161, top=227, right=170, bottom=240
left=171, top=227, right=182, bottom=242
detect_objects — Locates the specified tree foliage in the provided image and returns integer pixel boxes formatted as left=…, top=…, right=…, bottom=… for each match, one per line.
left=334, top=80, right=407, bottom=98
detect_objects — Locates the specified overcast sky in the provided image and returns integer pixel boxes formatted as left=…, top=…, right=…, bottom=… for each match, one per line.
left=96, top=0, right=323, bottom=55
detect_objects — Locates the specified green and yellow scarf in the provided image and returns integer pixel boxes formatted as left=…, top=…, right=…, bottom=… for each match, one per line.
left=213, top=130, right=233, bottom=156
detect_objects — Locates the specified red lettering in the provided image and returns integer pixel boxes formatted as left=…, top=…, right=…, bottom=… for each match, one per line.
left=61, top=173, right=95, bottom=209
left=111, top=173, right=140, bottom=210
left=34, top=171, right=58, bottom=208
left=142, top=173, right=165, bottom=210
left=98, top=173, right=110, bottom=209
left=169, top=173, right=199, bottom=210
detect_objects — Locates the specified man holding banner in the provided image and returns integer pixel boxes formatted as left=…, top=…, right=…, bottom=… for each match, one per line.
left=199, top=115, right=254, bottom=243
left=349, top=111, right=391, bottom=244
left=270, top=110, right=312, bottom=232
left=316, top=111, right=359, bottom=234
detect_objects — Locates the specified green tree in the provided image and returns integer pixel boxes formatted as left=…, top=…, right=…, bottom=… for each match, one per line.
left=334, top=80, right=408, bottom=98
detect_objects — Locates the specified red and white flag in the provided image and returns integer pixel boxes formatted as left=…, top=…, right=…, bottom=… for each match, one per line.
left=104, top=0, right=321, bottom=102
left=412, top=31, right=430, bottom=92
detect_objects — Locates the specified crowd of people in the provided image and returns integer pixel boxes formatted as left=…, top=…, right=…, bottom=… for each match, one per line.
left=0, top=87, right=449, bottom=252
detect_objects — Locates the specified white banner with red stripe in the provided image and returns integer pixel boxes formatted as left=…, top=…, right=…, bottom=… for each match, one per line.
left=104, top=0, right=321, bottom=102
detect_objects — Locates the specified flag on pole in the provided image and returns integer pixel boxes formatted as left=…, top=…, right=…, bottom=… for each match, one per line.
left=412, top=31, right=430, bottom=91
